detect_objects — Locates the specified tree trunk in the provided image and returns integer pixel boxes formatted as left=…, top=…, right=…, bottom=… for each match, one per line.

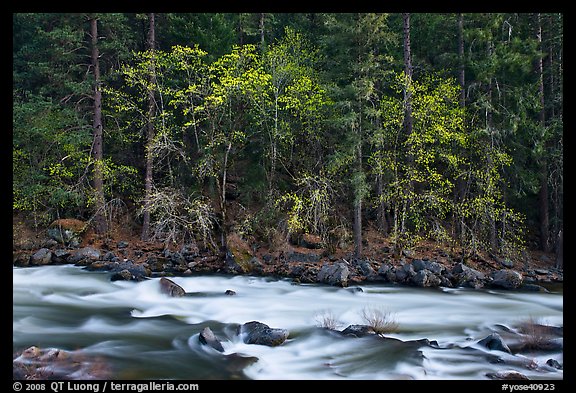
left=536, top=13, right=550, bottom=253
left=458, top=13, right=465, bottom=108
left=402, top=13, right=413, bottom=136
left=401, top=12, right=414, bottom=239
left=486, top=40, right=497, bottom=253
left=353, top=140, right=362, bottom=259
left=141, top=12, right=156, bottom=241
left=555, top=229, right=562, bottom=269
left=220, top=141, right=232, bottom=248
left=259, top=13, right=265, bottom=50
left=90, top=17, right=107, bottom=234
left=453, top=13, right=466, bottom=240
left=376, top=173, right=389, bottom=235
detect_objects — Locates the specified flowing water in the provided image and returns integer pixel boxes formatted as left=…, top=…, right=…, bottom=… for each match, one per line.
left=13, top=265, right=563, bottom=380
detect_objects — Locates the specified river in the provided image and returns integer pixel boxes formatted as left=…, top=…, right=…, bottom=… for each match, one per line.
left=13, top=265, right=563, bottom=380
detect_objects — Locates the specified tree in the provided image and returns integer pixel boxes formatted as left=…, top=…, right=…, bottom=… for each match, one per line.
left=89, top=16, right=107, bottom=234
left=141, top=13, right=156, bottom=241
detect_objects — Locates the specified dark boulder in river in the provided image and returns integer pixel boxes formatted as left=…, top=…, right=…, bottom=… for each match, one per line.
left=199, top=326, right=225, bottom=352
left=239, top=321, right=289, bottom=346
left=477, top=332, right=512, bottom=354
left=490, top=269, right=523, bottom=290
left=159, top=277, right=186, bottom=297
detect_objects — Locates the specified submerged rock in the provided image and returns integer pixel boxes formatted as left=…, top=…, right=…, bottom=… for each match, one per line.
left=13, top=345, right=111, bottom=380
left=239, top=321, right=289, bottom=346
left=159, top=277, right=186, bottom=297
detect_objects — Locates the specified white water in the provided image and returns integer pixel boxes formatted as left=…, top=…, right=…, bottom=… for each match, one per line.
left=13, top=265, right=563, bottom=380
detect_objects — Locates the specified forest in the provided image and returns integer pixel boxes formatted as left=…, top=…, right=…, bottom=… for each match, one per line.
left=13, top=13, right=563, bottom=264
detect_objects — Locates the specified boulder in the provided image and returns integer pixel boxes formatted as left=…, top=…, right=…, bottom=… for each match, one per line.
left=108, top=260, right=150, bottom=281
left=51, top=249, right=71, bottom=264
left=159, top=277, right=186, bottom=297
left=13, top=345, right=111, bottom=380
left=199, top=327, right=225, bottom=352
left=452, top=263, right=486, bottom=288
left=239, top=321, right=289, bottom=347
left=317, top=262, right=350, bottom=287
left=411, top=270, right=442, bottom=288
left=355, top=259, right=378, bottom=280
left=486, top=371, right=529, bottom=380
left=29, top=248, right=52, bottom=266
left=546, top=358, right=562, bottom=370
left=224, top=233, right=254, bottom=274
left=46, top=218, right=86, bottom=247
left=477, top=332, right=511, bottom=354
left=110, top=269, right=133, bottom=281
left=490, top=269, right=523, bottom=290
left=340, top=324, right=376, bottom=337
left=69, top=247, right=101, bottom=265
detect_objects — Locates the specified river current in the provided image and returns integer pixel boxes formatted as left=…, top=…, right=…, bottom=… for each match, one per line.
left=13, top=265, right=563, bottom=380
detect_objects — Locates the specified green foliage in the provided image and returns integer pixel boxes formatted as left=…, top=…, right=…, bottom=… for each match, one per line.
left=13, top=95, right=92, bottom=222
left=13, top=13, right=560, bottom=258
left=276, top=173, right=335, bottom=241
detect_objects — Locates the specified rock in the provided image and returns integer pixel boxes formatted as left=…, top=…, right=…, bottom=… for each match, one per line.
left=317, top=262, right=350, bottom=287
left=110, top=269, right=133, bottom=281
left=486, top=371, right=529, bottom=380
left=84, top=261, right=113, bottom=271
left=402, top=249, right=414, bottom=257
left=411, top=270, right=441, bottom=288
left=286, top=251, right=321, bottom=263
left=180, top=243, right=200, bottom=261
left=239, top=321, right=289, bottom=347
left=225, top=289, right=236, bottom=296
left=500, top=258, right=514, bottom=268
left=69, top=247, right=101, bottom=265
left=117, top=241, right=129, bottom=249
left=225, top=233, right=253, bottom=273
left=395, top=262, right=415, bottom=283
left=300, top=233, right=323, bottom=249
left=199, top=327, right=225, bottom=352
left=47, top=219, right=86, bottom=247
left=29, top=248, right=52, bottom=265
left=377, top=263, right=397, bottom=282
left=477, top=332, right=511, bottom=354
left=452, top=263, right=486, bottom=288
left=346, top=286, right=363, bottom=293
left=159, top=277, right=186, bottom=297
left=340, top=324, right=376, bottom=337
left=520, top=284, right=549, bottom=292
left=223, top=353, right=259, bottom=373
left=491, top=269, right=523, bottom=290
left=13, top=345, right=111, bottom=380
left=546, top=358, right=562, bottom=370
left=356, top=260, right=377, bottom=279
left=411, top=259, right=427, bottom=272
left=535, top=269, right=549, bottom=275
left=13, top=251, right=30, bottom=267
left=109, top=261, right=150, bottom=281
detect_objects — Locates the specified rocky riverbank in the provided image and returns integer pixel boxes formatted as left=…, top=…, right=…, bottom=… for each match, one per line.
left=13, top=221, right=563, bottom=292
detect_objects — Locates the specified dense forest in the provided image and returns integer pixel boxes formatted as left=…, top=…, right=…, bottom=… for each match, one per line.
left=13, top=13, right=563, bottom=264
